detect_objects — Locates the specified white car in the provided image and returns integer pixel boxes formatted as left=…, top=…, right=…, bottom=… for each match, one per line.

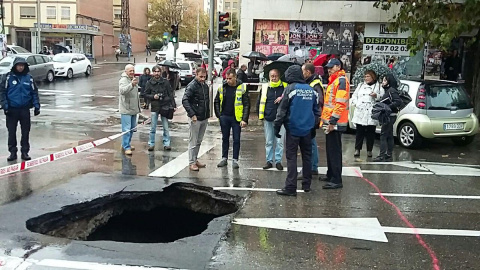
left=52, top=53, right=92, bottom=79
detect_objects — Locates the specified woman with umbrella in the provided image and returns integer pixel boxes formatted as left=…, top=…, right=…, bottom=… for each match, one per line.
left=351, top=70, right=382, bottom=158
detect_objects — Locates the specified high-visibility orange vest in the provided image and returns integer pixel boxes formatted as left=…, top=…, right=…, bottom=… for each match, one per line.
left=321, top=70, right=350, bottom=128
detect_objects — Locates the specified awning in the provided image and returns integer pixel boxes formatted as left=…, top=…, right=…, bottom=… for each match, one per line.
left=29, top=28, right=103, bottom=36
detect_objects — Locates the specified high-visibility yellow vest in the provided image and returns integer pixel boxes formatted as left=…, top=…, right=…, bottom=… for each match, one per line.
left=218, top=84, right=246, bottom=122
left=309, top=79, right=324, bottom=91
left=259, top=81, right=287, bottom=120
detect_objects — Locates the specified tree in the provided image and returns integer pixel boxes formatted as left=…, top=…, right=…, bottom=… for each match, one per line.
left=147, top=0, right=209, bottom=43
left=374, top=0, right=480, bottom=116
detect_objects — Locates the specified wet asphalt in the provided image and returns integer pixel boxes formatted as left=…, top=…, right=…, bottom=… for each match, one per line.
left=0, top=64, right=479, bottom=269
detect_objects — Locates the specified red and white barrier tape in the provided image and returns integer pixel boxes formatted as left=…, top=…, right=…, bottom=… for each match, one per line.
left=0, top=118, right=151, bottom=177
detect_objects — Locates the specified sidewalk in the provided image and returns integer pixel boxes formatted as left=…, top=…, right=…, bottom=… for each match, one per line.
left=93, top=53, right=157, bottom=65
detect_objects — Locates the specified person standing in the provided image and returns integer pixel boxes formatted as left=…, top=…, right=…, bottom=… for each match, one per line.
left=0, top=57, right=40, bottom=161
left=146, top=43, right=151, bottom=56
left=274, top=65, right=319, bottom=196
left=320, top=58, right=350, bottom=189
left=301, top=63, right=324, bottom=176
left=145, top=65, right=175, bottom=152
left=139, top=67, right=152, bottom=109
left=214, top=69, right=250, bottom=169
left=222, top=60, right=235, bottom=80
left=127, top=41, right=132, bottom=61
left=351, top=70, right=382, bottom=158
left=257, top=69, right=287, bottom=170
left=119, top=64, right=141, bottom=155
left=162, top=66, right=178, bottom=92
left=182, top=68, right=210, bottom=171
left=373, top=74, right=402, bottom=162
left=237, top=64, right=248, bottom=83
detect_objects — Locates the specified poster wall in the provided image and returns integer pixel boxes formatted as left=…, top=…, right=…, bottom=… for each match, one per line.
left=254, top=20, right=289, bottom=55
left=289, top=21, right=306, bottom=57
left=339, top=22, right=355, bottom=73
left=322, top=22, right=340, bottom=53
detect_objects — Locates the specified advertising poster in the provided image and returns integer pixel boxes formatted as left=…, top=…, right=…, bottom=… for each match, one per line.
left=254, top=20, right=289, bottom=55
left=362, top=23, right=410, bottom=57
left=289, top=21, right=307, bottom=57
left=322, top=22, right=340, bottom=53
left=339, top=22, right=355, bottom=74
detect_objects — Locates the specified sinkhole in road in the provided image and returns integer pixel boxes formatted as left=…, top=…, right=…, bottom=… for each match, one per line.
left=26, top=183, right=241, bottom=243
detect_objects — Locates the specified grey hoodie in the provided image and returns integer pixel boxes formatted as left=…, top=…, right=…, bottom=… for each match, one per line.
left=119, top=72, right=140, bottom=115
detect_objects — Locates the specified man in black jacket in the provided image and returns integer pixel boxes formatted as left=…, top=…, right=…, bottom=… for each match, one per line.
left=373, top=74, right=402, bottom=162
left=214, top=68, right=250, bottom=169
left=0, top=57, right=40, bottom=161
left=237, top=64, right=248, bottom=84
left=145, top=65, right=175, bottom=152
left=182, top=68, right=210, bottom=171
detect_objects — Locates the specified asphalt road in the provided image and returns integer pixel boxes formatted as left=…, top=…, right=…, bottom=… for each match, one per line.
left=0, top=64, right=479, bottom=270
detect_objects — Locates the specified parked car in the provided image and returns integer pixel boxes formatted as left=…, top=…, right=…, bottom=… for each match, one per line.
left=6, top=45, right=30, bottom=56
left=52, top=53, right=92, bottom=79
left=176, top=60, right=197, bottom=85
left=134, top=63, right=157, bottom=77
left=0, top=54, right=55, bottom=83
left=348, top=79, right=479, bottom=148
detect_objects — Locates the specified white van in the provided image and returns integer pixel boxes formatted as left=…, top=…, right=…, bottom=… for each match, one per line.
left=155, top=42, right=207, bottom=62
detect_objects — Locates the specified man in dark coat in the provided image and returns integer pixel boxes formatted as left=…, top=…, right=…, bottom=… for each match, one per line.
left=237, top=64, right=248, bottom=84
left=0, top=57, right=40, bottom=161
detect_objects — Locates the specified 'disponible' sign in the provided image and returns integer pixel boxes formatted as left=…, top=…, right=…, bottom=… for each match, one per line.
left=363, top=23, right=412, bottom=56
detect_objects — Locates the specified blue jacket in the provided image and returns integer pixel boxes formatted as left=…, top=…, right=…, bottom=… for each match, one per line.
left=274, top=65, right=320, bottom=137
left=0, top=57, right=40, bottom=111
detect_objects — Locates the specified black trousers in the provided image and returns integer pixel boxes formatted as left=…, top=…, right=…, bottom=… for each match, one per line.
left=220, top=115, right=241, bottom=160
left=380, top=116, right=397, bottom=156
left=285, top=131, right=312, bottom=192
left=6, top=108, right=31, bottom=155
left=355, top=124, right=376, bottom=151
left=325, top=131, right=343, bottom=184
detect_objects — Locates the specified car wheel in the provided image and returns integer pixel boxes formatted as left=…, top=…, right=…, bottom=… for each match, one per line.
left=67, top=69, right=73, bottom=79
left=451, top=135, right=475, bottom=146
left=45, top=71, right=54, bottom=83
left=85, top=66, right=92, bottom=76
left=398, top=122, right=423, bottom=149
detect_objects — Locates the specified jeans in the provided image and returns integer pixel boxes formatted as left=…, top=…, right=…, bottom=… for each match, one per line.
left=311, top=138, right=319, bottom=172
left=264, top=120, right=284, bottom=164
left=6, top=108, right=31, bottom=154
left=380, top=116, right=396, bottom=156
left=149, top=112, right=170, bottom=147
left=355, top=124, right=376, bottom=151
left=285, top=131, right=312, bottom=191
left=121, top=114, right=137, bottom=150
left=189, top=119, right=208, bottom=164
left=220, top=115, right=241, bottom=160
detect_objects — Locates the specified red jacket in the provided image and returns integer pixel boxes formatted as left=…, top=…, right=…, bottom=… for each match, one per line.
left=222, top=60, right=235, bottom=79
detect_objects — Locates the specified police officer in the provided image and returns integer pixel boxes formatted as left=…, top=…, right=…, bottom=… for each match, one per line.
left=274, top=65, right=320, bottom=196
left=0, top=57, right=40, bottom=161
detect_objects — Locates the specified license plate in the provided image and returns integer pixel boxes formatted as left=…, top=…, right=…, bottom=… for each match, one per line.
left=444, top=123, right=464, bottom=130
left=181, top=78, right=185, bottom=81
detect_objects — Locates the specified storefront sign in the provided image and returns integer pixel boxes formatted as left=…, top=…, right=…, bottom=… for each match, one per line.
left=362, top=23, right=411, bottom=57
left=34, top=23, right=99, bottom=32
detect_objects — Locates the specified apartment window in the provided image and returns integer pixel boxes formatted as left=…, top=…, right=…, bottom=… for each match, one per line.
left=225, top=2, right=230, bottom=9
left=46, top=6, right=56, bottom=19
left=61, top=6, right=70, bottom=19
left=114, top=9, right=121, bottom=20
left=20, top=6, right=36, bottom=19
left=233, top=2, right=237, bottom=9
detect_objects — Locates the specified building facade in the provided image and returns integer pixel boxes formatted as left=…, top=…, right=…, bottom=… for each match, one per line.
left=239, top=0, right=426, bottom=79
left=223, top=0, right=240, bottom=34
left=204, top=0, right=224, bottom=14
left=1, top=0, right=148, bottom=58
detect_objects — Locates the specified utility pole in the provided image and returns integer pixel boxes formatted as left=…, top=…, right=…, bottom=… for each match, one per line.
left=208, top=0, right=215, bottom=115
left=36, top=0, right=41, bottom=53
left=196, top=4, right=200, bottom=52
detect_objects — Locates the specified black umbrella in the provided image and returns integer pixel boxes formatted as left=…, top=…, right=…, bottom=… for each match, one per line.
left=267, top=53, right=285, bottom=61
left=277, top=54, right=306, bottom=65
left=242, top=51, right=268, bottom=61
left=263, top=61, right=299, bottom=82
left=158, top=60, right=180, bottom=69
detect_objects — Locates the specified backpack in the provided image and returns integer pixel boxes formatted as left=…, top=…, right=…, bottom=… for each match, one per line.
left=397, top=88, right=412, bottom=111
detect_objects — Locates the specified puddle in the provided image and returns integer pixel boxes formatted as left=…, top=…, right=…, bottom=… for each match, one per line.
left=26, top=183, right=241, bottom=243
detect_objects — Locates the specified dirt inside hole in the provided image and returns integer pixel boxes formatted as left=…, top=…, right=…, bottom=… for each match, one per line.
left=26, top=183, right=241, bottom=243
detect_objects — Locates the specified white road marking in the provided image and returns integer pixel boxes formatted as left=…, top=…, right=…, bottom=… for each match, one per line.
left=371, top=193, right=480, bottom=200
left=38, top=89, right=72, bottom=93
left=362, top=170, right=433, bottom=175
left=40, top=104, right=49, bottom=107
left=213, top=187, right=305, bottom=193
left=234, top=218, right=480, bottom=243
left=41, top=109, right=94, bottom=114
left=80, top=94, right=95, bottom=97
left=100, top=95, right=116, bottom=98
left=0, top=255, right=171, bottom=270
left=60, top=93, right=76, bottom=96
left=105, top=108, right=119, bottom=112
left=149, top=141, right=216, bottom=178
left=56, top=105, right=73, bottom=108
left=39, top=92, right=56, bottom=96
left=81, top=106, right=98, bottom=110
left=247, top=167, right=362, bottom=177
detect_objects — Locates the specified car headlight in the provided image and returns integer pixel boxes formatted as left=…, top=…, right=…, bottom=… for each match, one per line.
left=56, top=67, right=65, bottom=70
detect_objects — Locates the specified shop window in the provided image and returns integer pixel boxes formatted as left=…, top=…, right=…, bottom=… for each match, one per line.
left=61, top=6, right=70, bottom=20
left=114, top=9, right=121, bottom=20
left=225, top=2, right=230, bottom=9
left=233, top=2, right=237, bottom=9
left=47, top=6, right=56, bottom=19
left=20, top=6, right=36, bottom=19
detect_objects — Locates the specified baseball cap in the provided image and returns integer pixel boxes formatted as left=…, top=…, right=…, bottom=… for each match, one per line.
left=325, top=58, right=341, bottom=68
